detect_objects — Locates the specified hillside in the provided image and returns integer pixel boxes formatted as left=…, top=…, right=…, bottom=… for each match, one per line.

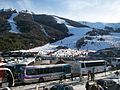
left=76, top=22, right=120, bottom=50
left=0, top=9, right=87, bottom=51
left=28, top=20, right=120, bottom=53
left=1, top=9, right=120, bottom=52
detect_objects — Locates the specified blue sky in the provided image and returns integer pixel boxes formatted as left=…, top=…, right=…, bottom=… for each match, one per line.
left=0, top=0, right=120, bottom=23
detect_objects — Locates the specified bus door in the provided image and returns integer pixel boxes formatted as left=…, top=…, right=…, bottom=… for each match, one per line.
left=14, top=64, right=26, bottom=82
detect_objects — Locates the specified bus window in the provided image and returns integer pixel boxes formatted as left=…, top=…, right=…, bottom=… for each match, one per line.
left=81, top=63, right=85, bottom=68
left=26, top=69, right=30, bottom=75
left=49, top=68, right=54, bottom=73
left=81, top=61, right=105, bottom=68
left=26, top=69, right=37, bottom=75
left=43, top=68, right=48, bottom=74
left=65, top=66, right=71, bottom=73
left=39, top=68, right=44, bottom=74
left=118, top=59, right=120, bottom=62
left=58, top=67, right=62, bottom=72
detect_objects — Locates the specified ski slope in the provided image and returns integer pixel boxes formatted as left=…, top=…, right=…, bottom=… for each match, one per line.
left=80, top=32, right=120, bottom=50
left=52, top=27, right=92, bottom=48
left=23, top=17, right=120, bottom=53
left=28, top=26, right=92, bottom=52
left=8, top=13, right=21, bottom=33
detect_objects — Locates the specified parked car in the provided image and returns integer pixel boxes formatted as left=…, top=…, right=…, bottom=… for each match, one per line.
left=96, top=79, right=120, bottom=90
left=96, top=79, right=116, bottom=87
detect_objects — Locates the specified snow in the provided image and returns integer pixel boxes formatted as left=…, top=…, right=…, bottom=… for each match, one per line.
left=26, top=26, right=91, bottom=52
left=40, top=25, right=50, bottom=37
left=14, top=25, right=92, bottom=57
left=28, top=43, right=57, bottom=53
left=8, top=13, right=21, bottom=34
left=81, top=40, right=111, bottom=50
left=12, top=17, right=120, bottom=55
left=24, top=26, right=93, bottom=58
left=17, top=58, right=35, bottom=65
left=53, top=16, right=68, bottom=25
left=106, top=23, right=120, bottom=30
left=80, top=33, right=120, bottom=50
left=52, top=27, right=92, bottom=49
left=20, top=10, right=33, bottom=14
left=80, top=21, right=120, bottom=30
left=80, top=21, right=106, bottom=29
left=50, top=49, right=92, bottom=57
left=6, top=57, right=35, bottom=65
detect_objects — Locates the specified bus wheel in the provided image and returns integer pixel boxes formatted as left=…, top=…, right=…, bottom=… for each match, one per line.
left=39, top=78, right=44, bottom=83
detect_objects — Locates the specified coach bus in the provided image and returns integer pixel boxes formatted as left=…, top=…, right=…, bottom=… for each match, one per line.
left=21, top=64, right=71, bottom=83
left=6, top=64, right=71, bottom=84
left=69, top=60, right=106, bottom=76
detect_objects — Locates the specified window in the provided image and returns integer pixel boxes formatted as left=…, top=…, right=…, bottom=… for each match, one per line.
left=81, top=61, right=105, bottom=68
left=26, top=69, right=39, bottom=75
left=117, top=59, right=120, bottom=62
left=25, top=65, right=71, bottom=76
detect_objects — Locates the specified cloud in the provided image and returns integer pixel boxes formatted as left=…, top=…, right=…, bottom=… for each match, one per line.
left=0, top=0, right=120, bottom=22
left=60, top=0, right=120, bottom=22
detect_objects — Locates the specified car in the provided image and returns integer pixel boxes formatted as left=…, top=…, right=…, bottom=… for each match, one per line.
left=95, top=79, right=118, bottom=90
left=96, top=79, right=116, bottom=87
left=50, top=84, right=74, bottom=90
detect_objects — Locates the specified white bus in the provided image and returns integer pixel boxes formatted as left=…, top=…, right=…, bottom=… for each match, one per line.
left=69, top=60, right=106, bottom=76
left=20, top=64, right=71, bottom=83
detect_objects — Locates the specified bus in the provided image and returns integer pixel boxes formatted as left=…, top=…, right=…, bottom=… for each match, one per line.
left=19, top=64, right=71, bottom=83
left=0, top=68, right=14, bottom=87
left=68, top=60, right=106, bottom=76
left=21, top=64, right=71, bottom=83
left=5, top=64, right=26, bottom=83
left=6, top=64, right=71, bottom=84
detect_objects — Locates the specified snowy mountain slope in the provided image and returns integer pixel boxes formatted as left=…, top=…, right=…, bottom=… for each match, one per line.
left=73, top=21, right=120, bottom=50
left=80, top=21, right=105, bottom=29
left=28, top=17, right=120, bottom=53
left=49, top=19, right=120, bottom=50
left=40, top=25, right=50, bottom=37
left=8, top=13, right=21, bottom=33
left=106, top=23, right=120, bottom=30
left=0, top=9, right=73, bottom=51
left=52, top=27, right=92, bottom=48
left=27, top=25, right=95, bottom=57
left=27, top=16, right=91, bottom=52
left=76, top=31, right=120, bottom=51
left=80, top=21, right=120, bottom=30
left=28, top=26, right=92, bottom=53
left=1, top=9, right=120, bottom=52
left=53, top=16, right=68, bottom=25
